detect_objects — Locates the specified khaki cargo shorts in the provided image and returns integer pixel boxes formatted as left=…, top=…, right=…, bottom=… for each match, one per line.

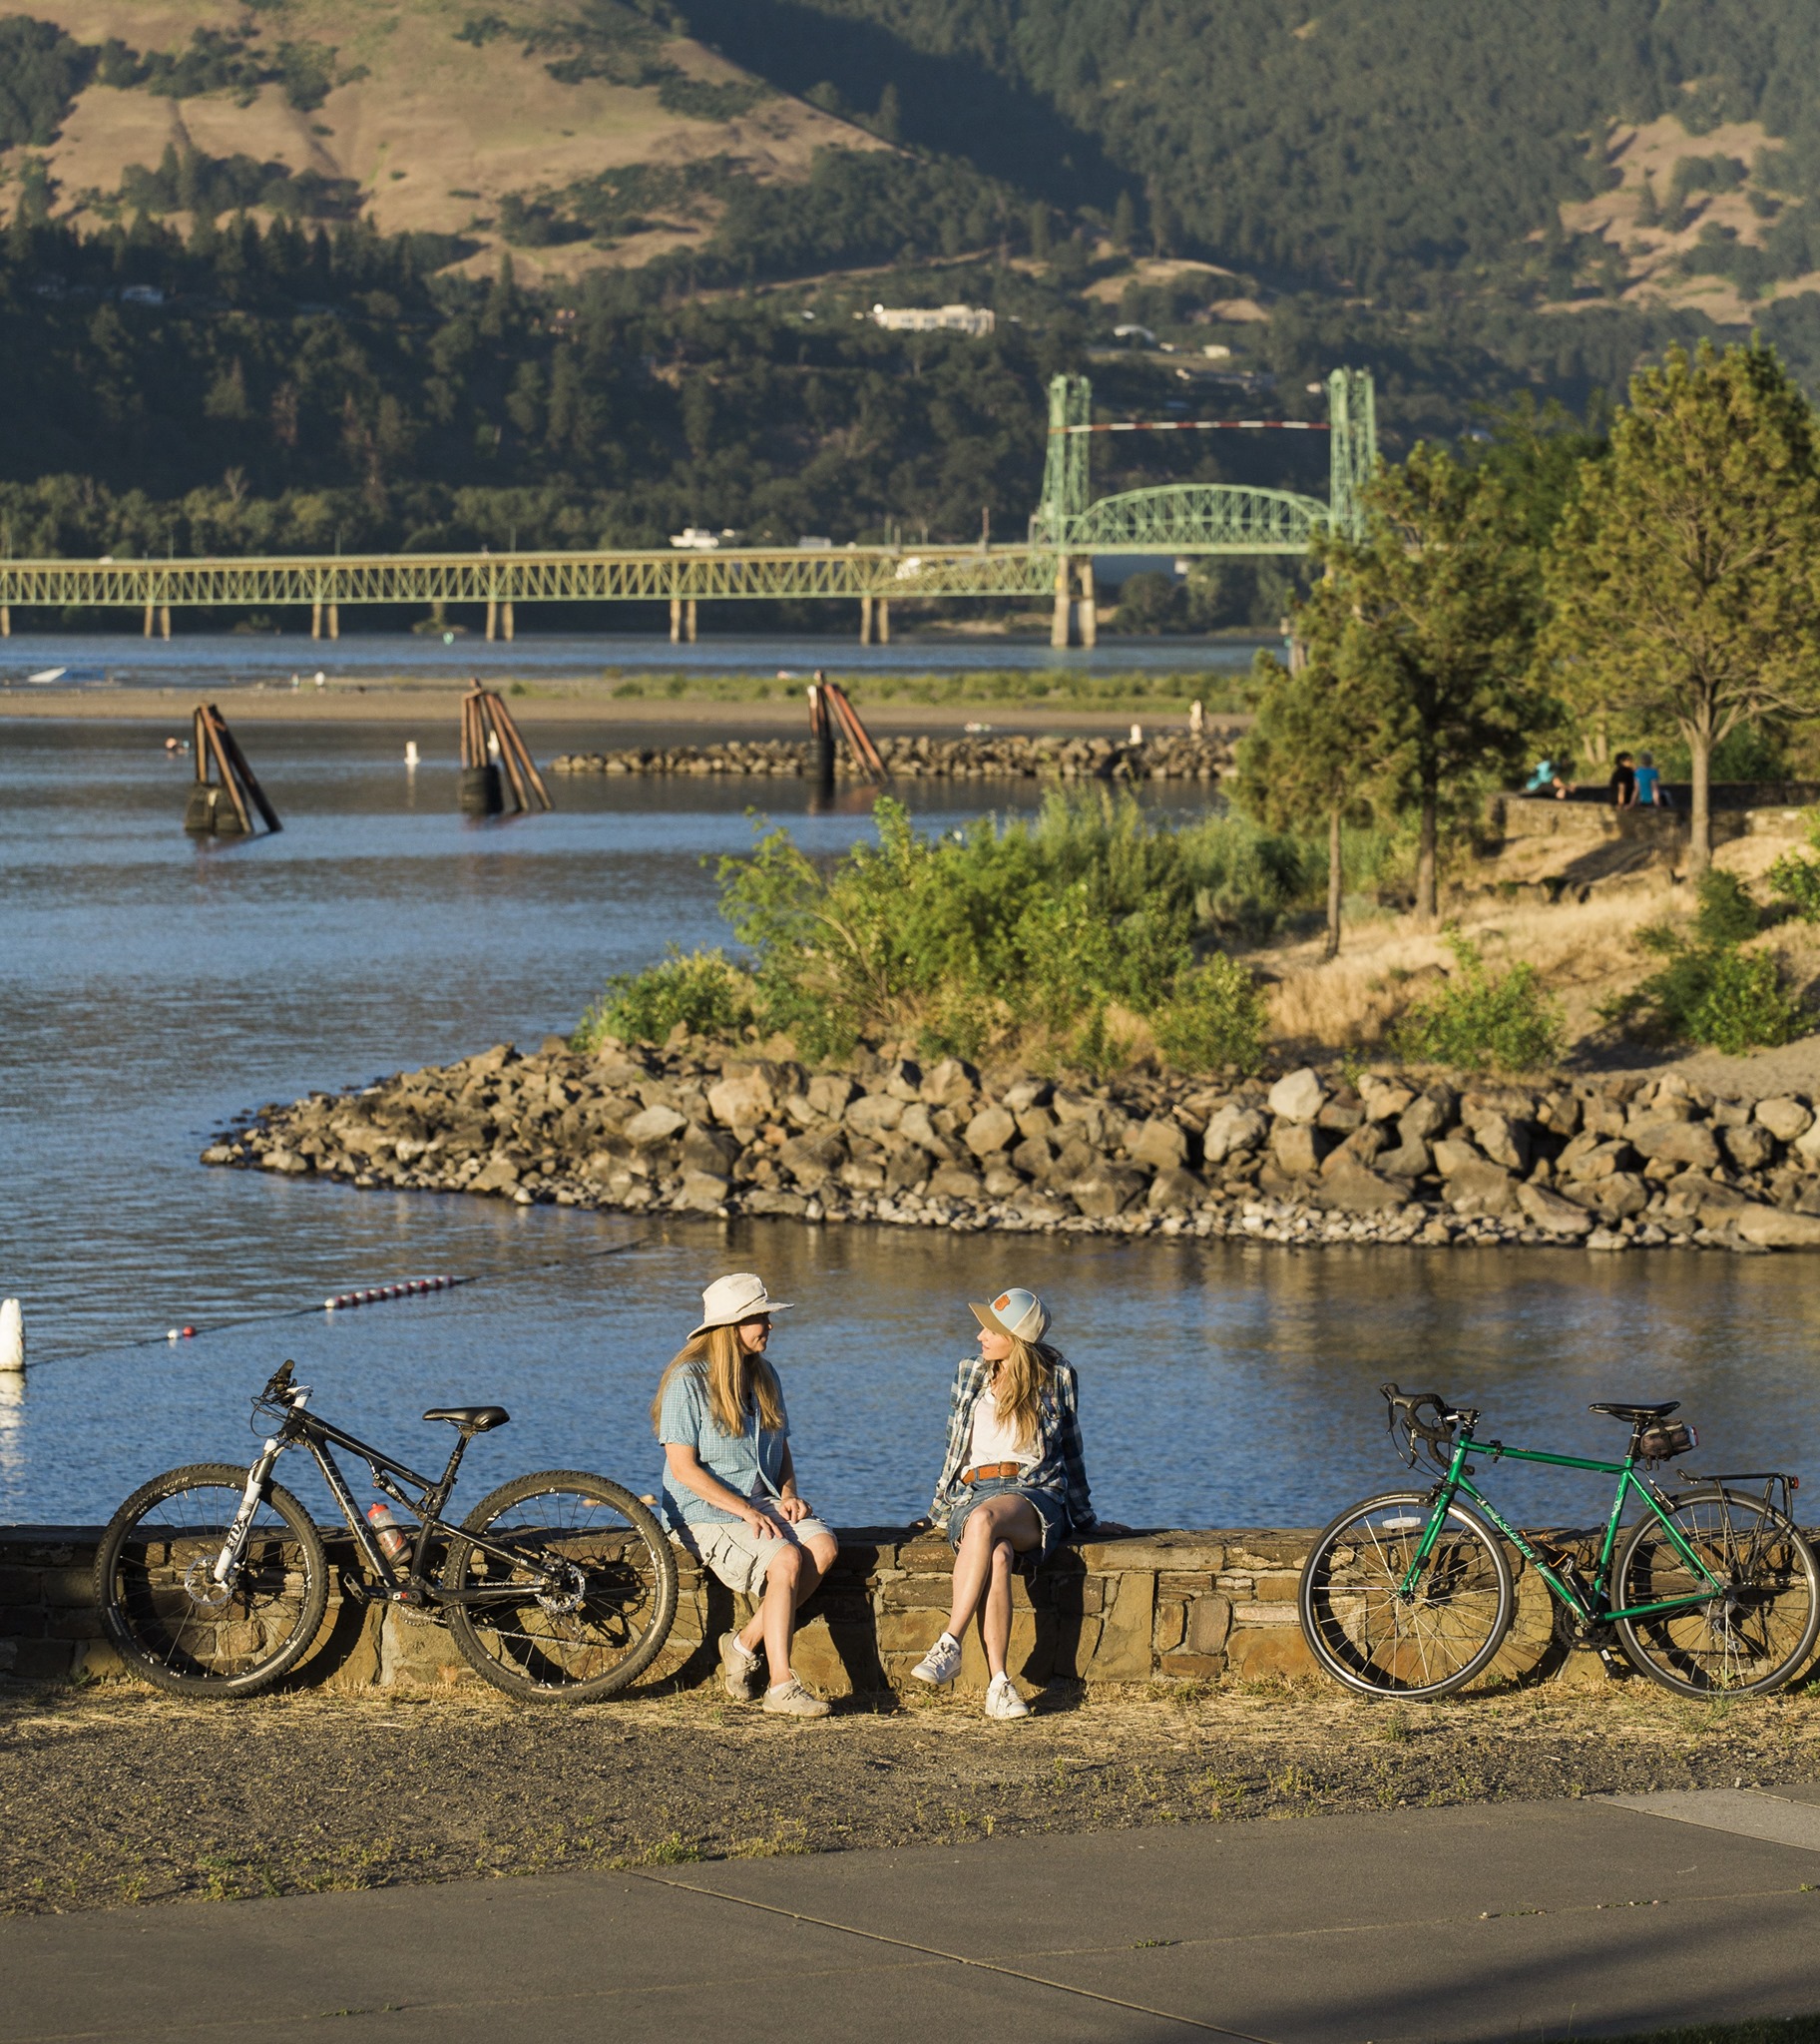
left=675, top=1511, right=836, bottom=1596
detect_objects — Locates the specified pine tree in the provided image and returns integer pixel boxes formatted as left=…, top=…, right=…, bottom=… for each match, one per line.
left=1540, top=339, right=1820, bottom=872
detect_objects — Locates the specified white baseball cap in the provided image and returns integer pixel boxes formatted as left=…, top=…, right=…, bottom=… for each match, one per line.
left=970, top=1286, right=1049, bottom=1344
left=690, top=1272, right=793, bottom=1338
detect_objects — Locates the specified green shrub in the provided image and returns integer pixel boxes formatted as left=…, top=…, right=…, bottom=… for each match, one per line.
left=574, top=947, right=757, bottom=1050
left=1601, top=870, right=1808, bottom=1052
left=1150, top=955, right=1269, bottom=1074
left=1767, top=810, right=1820, bottom=923
left=1392, top=934, right=1566, bottom=1073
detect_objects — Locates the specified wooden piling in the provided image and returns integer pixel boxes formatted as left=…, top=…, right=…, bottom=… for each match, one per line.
left=458, top=685, right=552, bottom=815
left=184, top=704, right=280, bottom=836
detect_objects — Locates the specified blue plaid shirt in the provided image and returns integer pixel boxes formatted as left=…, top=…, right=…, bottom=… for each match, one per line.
left=930, top=1353, right=1095, bottom=1532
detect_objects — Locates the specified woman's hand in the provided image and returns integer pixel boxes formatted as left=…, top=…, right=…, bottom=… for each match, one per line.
left=776, top=1494, right=811, bottom=1524
left=736, top=1502, right=780, bottom=1540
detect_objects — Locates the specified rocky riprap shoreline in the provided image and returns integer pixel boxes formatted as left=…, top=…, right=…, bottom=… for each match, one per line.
left=550, top=730, right=1237, bottom=781
left=205, top=1042, right=1820, bottom=1253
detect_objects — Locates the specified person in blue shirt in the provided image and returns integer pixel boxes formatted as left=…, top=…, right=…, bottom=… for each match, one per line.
left=1634, top=752, right=1664, bottom=806
left=652, top=1272, right=836, bottom=1718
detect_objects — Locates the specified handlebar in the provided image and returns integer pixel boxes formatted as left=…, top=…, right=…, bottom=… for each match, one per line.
left=1382, top=1382, right=1475, bottom=1471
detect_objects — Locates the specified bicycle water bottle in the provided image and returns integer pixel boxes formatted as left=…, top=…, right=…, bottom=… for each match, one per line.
left=365, top=1500, right=410, bottom=1562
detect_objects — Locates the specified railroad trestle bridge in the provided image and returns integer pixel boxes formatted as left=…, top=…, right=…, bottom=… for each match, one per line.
left=0, top=369, right=1375, bottom=650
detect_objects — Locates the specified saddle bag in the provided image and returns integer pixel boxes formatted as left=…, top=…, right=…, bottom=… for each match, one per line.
left=1637, top=1421, right=1697, bottom=1465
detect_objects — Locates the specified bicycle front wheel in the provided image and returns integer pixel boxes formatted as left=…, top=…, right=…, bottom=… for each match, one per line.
left=1614, top=1487, right=1820, bottom=1697
left=1299, top=1489, right=1515, bottom=1700
left=95, top=1463, right=328, bottom=1697
left=444, top=1470, right=678, bottom=1703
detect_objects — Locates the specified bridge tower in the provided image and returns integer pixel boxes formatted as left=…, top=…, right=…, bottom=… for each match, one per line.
left=1033, top=373, right=1092, bottom=549
left=1326, top=366, right=1378, bottom=542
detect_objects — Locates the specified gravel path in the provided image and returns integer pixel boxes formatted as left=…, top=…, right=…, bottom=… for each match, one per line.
left=5, top=1672, right=1817, bottom=1915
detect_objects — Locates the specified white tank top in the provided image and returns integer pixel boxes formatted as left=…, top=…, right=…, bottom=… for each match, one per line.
left=968, top=1382, right=1036, bottom=1468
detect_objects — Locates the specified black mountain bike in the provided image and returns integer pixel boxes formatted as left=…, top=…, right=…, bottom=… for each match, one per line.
left=95, top=1360, right=678, bottom=1703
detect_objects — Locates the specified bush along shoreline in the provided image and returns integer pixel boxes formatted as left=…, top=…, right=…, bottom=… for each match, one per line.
left=204, top=1043, right=1820, bottom=1254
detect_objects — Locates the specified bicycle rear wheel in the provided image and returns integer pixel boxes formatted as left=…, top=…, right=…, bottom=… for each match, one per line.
left=1614, top=1487, right=1820, bottom=1697
left=443, top=1470, right=678, bottom=1703
left=95, top=1463, right=328, bottom=1697
left=1300, top=1489, right=1515, bottom=1700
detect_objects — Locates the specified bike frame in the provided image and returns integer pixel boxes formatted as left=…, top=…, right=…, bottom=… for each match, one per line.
left=215, top=1386, right=549, bottom=1606
left=1405, top=1422, right=1728, bottom=1625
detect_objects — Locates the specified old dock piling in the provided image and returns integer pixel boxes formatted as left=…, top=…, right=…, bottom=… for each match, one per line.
left=183, top=705, right=281, bottom=837
left=459, top=686, right=553, bottom=816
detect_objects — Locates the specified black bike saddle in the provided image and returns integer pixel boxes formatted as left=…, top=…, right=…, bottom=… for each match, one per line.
left=422, top=1404, right=510, bottom=1431
left=1589, top=1400, right=1679, bottom=1423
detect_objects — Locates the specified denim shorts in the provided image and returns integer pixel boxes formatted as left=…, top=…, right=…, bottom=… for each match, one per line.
left=945, top=1479, right=1069, bottom=1575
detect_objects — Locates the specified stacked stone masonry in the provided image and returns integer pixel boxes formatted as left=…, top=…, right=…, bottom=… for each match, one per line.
left=0, top=1524, right=1680, bottom=1695
left=550, top=731, right=1237, bottom=782
left=208, top=1042, right=1820, bottom=1255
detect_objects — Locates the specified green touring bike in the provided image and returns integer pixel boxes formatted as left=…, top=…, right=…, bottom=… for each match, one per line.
left=1298, top=1385, right=1820, bottom=1702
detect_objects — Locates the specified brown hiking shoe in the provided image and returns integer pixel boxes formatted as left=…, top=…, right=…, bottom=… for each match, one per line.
left=719, top=1630, right=760, bottom=1702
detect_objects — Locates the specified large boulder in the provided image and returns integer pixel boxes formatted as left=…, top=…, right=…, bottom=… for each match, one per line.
left=625, top=1103, right=686, bottom=1147
left=1267, top=1068, right=1326, bottom=1124
left=682, top=1124, right=740, bottom=1176
left=1317, top=1162, right=1405, bottom=1214
left=919, top=1057, right=979, bottom=1110
left=1469, top=1113, right=1532, bottom=1174
left=806, top=1073, right=858, bottom=1120
left=1070, top=1166, right=1148, bottom=1218
left=926, top=1162, right=986, bottom=1201
left=1270, top=1122, right=1325, bottom=1178
left=1128, top=1117, right=1189, bottom=1172
left=778, top=1130, right=846, bottom=1188
left=1625, top=1117, right=1720, bottom=1172
left=1517, top=1183, right=1593, bottom=1236
left=847, top=1093, right=905, bottom=1138
left=1375, top=1138, right=1433, bottom=1180
left=1721, top=1123, right=1776, bottom=1172
left=1145, top=1167, right=1205, bottom=1213
left=964, top=1105, right=1019, bottom=1157
left=675, top=1171, right=730, bottom=1213
left=1755, top=1096, right=1813, bottom=1145
left=1448, top=1160, right=1518, bottom=1218
left=1734, top=1206, right=1820, bottom=1249
left=1398, top=1096, right=1449, bottom=1144
left=705, top=1067, right=774, bottom=1130
left=1358, top=1076, right=1415, bottom=1124
left=1203, top=1105, right=1267, bottom=1164
left=1432, top=1137, right=1487, bottom=1178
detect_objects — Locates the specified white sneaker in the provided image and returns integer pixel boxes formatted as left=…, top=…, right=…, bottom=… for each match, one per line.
left=911, top=1632, right=963, bottom=1686
left=984, top=1674, right=1030, bottom=1721
left=762, top=1677, right=830, bottom=1720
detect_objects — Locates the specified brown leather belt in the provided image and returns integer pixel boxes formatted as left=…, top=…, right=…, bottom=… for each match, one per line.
left=961, top=1461, right=1025, bottom=1485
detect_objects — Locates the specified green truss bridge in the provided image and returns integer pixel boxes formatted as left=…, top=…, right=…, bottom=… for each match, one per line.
left=0, top=369, right=1373, bottom=649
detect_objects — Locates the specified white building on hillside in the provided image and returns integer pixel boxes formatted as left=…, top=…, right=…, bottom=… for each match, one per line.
left=870, top=303, right=996, bottom=336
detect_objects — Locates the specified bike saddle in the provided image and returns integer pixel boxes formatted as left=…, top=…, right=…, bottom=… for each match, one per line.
left=1589, top=1400, right=1680, bottom=1423
left=422, top=1404, right=510, bottom=1431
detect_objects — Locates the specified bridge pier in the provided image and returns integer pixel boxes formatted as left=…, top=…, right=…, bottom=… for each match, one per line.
left=1, top=606, right=10, bottom=638
left=502, top=601, right=515, bottom=643
left=858, top=595, right=889, bottom=645
left=1077, top=560, right=1097, bottom=649
left=670, top=598, right=698, bottom=644
left=1051, top=555, right=1074, bottom=649
left=311, top=601, right=321, bottom=640
left=486, top=599, right=497, bottom=642
left=327, top=604, right=339, bottom=641
left=161, top=605, right=171, bottom=640
left=144, top=602, right=155, bottom=639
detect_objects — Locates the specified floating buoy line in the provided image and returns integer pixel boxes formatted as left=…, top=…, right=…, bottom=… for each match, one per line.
left=22, top=1234, right=653, bottom=1372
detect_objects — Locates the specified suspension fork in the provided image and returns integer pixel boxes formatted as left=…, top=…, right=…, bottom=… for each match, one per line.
left=211, top=1433, right=286, bottom=1584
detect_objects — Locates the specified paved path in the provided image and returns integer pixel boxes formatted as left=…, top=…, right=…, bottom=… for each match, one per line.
left=6, top=1786, right=1820, bottom=2042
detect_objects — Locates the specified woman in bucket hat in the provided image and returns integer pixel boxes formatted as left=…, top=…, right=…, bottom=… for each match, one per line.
left=652, top=1273, right=837, bottom=1718
left=911, top=1285, right=1097, bottom=1720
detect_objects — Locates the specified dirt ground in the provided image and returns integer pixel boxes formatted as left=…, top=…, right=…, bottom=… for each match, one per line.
left=6, top=1669, right=1818, bottom=1916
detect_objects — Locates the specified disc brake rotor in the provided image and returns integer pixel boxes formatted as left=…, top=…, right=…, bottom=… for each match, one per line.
left=182, top=1556, right=234, bottom=1609
left=534, top=1561, right=587, bottom=1618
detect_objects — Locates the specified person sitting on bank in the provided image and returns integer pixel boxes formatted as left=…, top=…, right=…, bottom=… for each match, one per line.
left=653, top=1272, right=836, bottom=1719
left=1609, top=751, right=1637, bottom=808
left=1634, top=751, right=1666, bottom=807
left=911, top=1285, right=1096, bottom=1721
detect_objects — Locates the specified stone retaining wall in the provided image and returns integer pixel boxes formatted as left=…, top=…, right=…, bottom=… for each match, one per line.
left=0, top=1523, right=1630, bottom=1697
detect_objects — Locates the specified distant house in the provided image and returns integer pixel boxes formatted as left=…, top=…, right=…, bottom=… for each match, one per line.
left=869, top=303, right=996, bottom=337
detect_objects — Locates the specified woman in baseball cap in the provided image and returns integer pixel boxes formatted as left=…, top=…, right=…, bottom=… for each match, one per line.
left=910, top=1284, right=1097, bottom=1720
left=651, top=1272, right=837, bottom=1719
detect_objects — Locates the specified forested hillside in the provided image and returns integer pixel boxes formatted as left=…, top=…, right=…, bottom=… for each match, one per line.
left=9, top=0, right=1820, bottom=616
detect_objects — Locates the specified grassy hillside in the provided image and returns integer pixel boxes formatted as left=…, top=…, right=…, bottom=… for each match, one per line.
left=11, top=0, right=1820, bottom=612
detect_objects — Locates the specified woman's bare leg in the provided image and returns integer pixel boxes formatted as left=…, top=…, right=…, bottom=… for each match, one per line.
left=945, top=1495, right=1041, bottom=1639
left=980, top=1537, right=1017, bottom=1678
left=742, top=1530, right=839, bottom=1680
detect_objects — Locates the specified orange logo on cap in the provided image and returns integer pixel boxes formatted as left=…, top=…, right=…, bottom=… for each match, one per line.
left=995, top=1293, right=1012, bottom=1310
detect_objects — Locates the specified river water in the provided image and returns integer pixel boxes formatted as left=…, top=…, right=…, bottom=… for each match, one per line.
left=3, top=704, right=1817, bottom=1534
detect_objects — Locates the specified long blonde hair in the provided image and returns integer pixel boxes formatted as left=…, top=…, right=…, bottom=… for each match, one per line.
left=988, top=1336, right=1061, bottom=1451
left=650, top=1322, right=784, bottom=1438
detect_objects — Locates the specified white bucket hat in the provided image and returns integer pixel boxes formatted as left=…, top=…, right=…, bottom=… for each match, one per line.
left=970, top=1285, right=1050, bottom=1345
left=690, top=1272, right=793, bottom=1339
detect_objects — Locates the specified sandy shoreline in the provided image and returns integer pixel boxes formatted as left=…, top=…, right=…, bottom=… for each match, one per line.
left=0, top=682, right=1233, bottom=736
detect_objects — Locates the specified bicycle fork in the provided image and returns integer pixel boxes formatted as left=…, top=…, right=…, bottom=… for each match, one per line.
left=210, top=1434, right=286, bottom=1586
